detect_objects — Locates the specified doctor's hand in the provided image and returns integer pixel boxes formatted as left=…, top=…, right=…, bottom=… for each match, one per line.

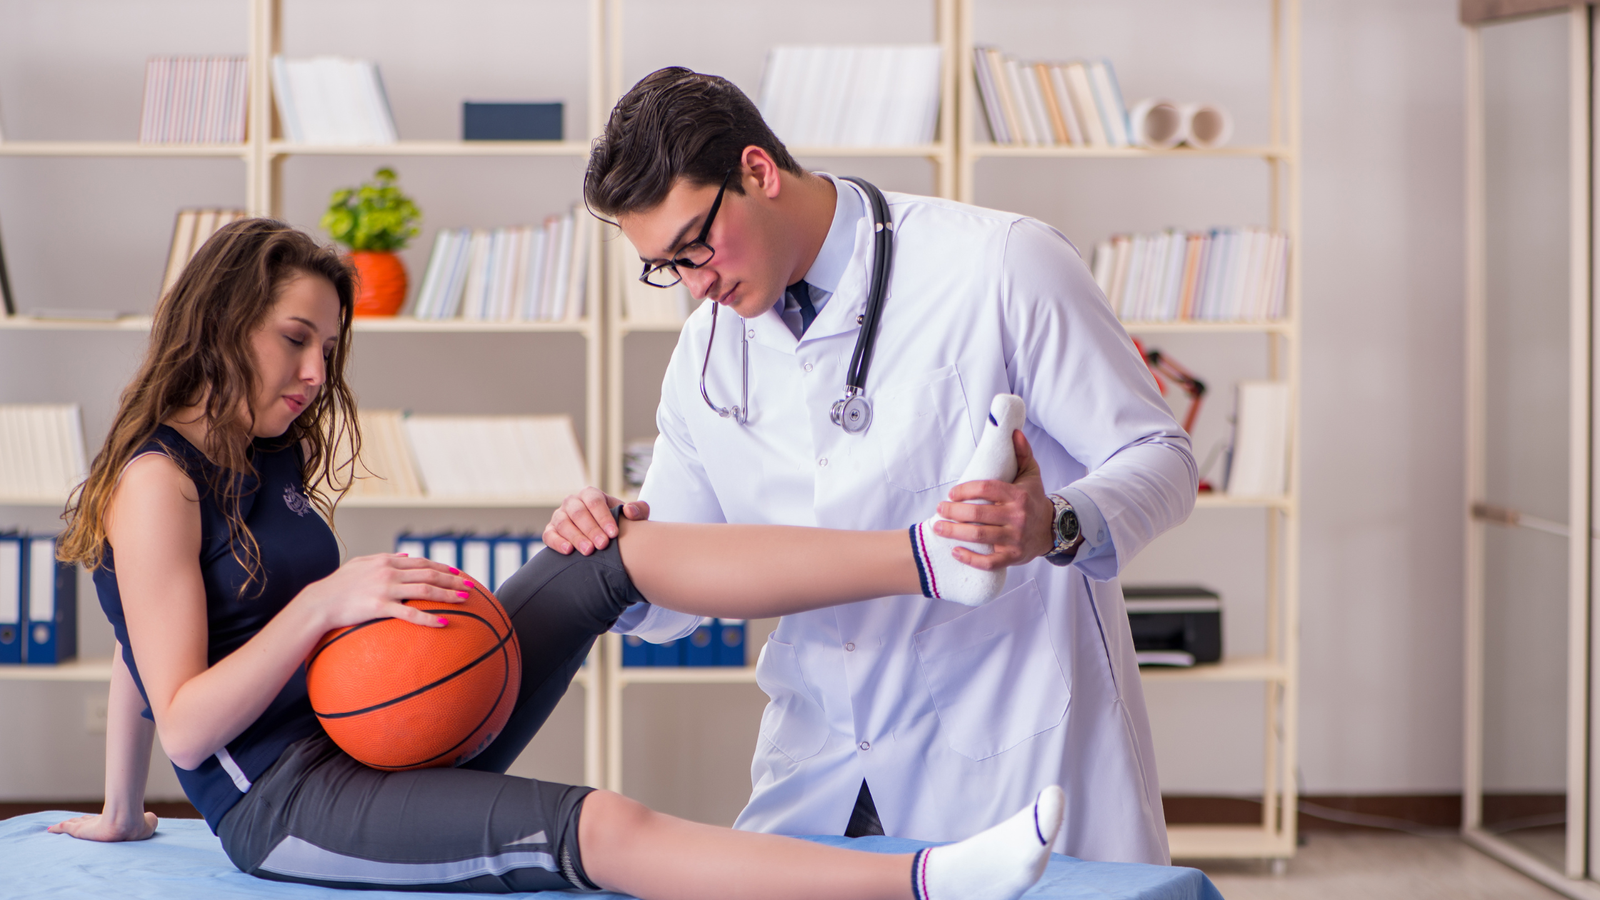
left=544, top=486, right=650, bottom=555
left=934, top=431, right=1056, bottom=570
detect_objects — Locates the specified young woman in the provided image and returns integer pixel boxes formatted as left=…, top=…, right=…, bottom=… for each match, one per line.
left=47, top=219, right=1061, bottom=900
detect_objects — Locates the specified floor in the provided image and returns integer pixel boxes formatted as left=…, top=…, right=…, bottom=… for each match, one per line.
left=1192, top=832, right=1568, bottom=900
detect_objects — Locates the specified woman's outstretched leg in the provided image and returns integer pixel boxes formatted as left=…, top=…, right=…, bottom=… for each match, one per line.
left=575, top=785, right=1065, bottom=900
left=615, top=395, right=1029, bottom=615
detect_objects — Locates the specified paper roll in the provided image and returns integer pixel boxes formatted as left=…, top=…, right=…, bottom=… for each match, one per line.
left=1129, top=99, right=1185, bottom=149
left=1180, top=103, right=1233, bottom=149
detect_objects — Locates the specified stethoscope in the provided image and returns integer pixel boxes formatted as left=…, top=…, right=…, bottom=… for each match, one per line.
left=700, top=176, right=893, bottom=435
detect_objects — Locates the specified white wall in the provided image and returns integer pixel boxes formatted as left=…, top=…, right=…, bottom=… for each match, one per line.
left=0, top=0, right=1477, bottom=812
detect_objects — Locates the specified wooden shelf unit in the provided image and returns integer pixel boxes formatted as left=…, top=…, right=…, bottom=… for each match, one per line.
left=956, top=0, right=1303, bottom=862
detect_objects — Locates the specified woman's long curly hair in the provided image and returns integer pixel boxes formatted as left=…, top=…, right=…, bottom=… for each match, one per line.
left=58, top=219, right=360, bottom=588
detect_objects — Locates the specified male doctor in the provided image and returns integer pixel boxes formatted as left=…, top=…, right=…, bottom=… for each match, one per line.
left=548, top=67, right=1197, bottom=865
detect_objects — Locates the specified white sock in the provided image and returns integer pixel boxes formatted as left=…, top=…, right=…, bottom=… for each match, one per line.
left=912, top=785, right=1064, bottom=900
left=909, top=394, right=1026, bottom=606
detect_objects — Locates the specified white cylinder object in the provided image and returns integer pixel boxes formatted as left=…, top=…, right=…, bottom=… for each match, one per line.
left=1180, top=102, right=1234, bottom=149
left=1128, top=98, right=1185, bottom=149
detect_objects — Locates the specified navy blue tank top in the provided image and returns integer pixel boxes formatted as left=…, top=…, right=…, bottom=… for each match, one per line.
left=95, top=424, right=338, bottom=832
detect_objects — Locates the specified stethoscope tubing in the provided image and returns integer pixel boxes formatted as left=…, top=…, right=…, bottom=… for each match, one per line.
left=700, top=176, right=892, bottom=430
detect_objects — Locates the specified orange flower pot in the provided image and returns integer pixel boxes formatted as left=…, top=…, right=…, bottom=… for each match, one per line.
left=349, top=251, right=408, bottom=317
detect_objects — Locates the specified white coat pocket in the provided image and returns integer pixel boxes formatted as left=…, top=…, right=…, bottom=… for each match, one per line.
left=873, top=365, right=975, bottom=493
left=913, top=580, right=1070, bottom=760
left=754, top=636, right=830, bottom=763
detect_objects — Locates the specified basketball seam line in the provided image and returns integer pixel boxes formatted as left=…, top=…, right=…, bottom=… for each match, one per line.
left=311, top=611, right=510, bottom=719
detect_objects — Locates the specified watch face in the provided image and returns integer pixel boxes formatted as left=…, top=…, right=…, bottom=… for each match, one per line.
left=1057, top=507, right=1080, bottom=543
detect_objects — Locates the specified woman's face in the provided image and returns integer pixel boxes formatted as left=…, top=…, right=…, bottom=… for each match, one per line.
left=248, top=271, right=341, bottom=438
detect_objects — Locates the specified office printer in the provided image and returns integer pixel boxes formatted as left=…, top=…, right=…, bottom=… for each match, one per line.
left=1123, top=585, right=1222, bottom=666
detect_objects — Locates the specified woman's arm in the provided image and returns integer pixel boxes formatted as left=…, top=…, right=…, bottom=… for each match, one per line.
left=110, top=453, right=468, bottom=770
left=48, top=643, right=158, bottom=841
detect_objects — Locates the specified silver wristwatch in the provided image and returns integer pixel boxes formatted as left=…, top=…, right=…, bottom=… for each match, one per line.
left=1045, top=492, right=1085, bottom=564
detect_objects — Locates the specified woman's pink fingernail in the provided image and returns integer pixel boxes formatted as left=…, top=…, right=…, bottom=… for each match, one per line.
left=437, top=617, right=449, bottom=626
left=463, top=580, right=476, bottom=588
left=457, top=591, right=470, bottom=598
left=449, top=567, right=459, bottom=575
left=398, top=552, right=409, bottom=557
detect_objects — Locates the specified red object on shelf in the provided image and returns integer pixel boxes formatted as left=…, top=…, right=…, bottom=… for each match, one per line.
left=348, top=251, right=408, bottom=317
left=1131, top=337, right=1213, bottom=492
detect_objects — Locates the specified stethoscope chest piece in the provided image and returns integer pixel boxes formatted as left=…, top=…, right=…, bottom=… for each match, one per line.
left=831, top=394, right=873, bottom=434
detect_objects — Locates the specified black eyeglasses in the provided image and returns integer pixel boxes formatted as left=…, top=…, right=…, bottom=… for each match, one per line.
left=640, top=169, right=734, bottom=289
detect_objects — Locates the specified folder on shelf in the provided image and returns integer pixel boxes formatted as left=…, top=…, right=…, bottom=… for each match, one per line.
left=425, top=533, right=460, bottom=571
left=1226, top=381, right=1292, bottom=497
left=0, top=533, right=21, bottom=664
left=490, top=535, right=527, bottom=592
left=459, top=536, right=492, bottom=587
left=649, top=636, right=683, bottom=667
left=23, top=533, right=76, bottom=665
left=716, top=619, right=746, bottom=667
left=684, top=617, right=717, bottom=666
left=621, top=634, right=651, bottom=667
left=395, top=532, right=427, bottom=560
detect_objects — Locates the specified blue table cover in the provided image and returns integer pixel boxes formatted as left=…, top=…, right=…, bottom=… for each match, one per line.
left=1, top=811, right=1223, bottom=899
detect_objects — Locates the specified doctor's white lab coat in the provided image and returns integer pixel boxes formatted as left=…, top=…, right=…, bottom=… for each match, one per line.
left=621, top=182, right=1197, bottom=865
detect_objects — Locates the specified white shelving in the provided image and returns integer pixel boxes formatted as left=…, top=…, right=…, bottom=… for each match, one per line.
left=957, top=0, right=1302, bottom=862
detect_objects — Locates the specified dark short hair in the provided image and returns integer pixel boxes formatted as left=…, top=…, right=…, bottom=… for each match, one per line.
left=584, top=67, right=804, bottom=218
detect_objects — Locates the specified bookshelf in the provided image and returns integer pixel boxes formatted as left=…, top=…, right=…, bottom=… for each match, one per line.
left=0, top=0, right=611, bottom=790
left=956, top=0, right=1302, bottom=864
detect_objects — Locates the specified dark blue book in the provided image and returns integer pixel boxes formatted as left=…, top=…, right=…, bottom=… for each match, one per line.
left=463, top=102, right=563, bottom=141
left=684, top=617, right=717, bottom=666
left=716, top=619, right=746, bottom=667
left=649, top=637, right=683, bottom=666
left=621, top=634, right=651, bottom=667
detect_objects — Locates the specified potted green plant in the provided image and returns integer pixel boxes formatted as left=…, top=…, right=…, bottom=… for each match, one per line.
left=321, top=167, right=422, bottom=316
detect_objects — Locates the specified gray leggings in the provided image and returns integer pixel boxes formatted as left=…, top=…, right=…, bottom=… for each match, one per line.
left=218, top=538, right=646, bottom=892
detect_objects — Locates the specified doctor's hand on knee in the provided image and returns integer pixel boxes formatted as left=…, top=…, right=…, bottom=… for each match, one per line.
left=935, top=431, right=1055, bottom=570
left=544, top=486, right=650, bottom=555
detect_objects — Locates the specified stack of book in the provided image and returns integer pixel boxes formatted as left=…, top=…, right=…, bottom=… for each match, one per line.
left=345, top=410, right=426, bottom=500
left=139, top=57, right=249, bottom=144
left=394, top=532, right=544, bottom=593
left=162, top=209, right=248, bottom=298
left=758, top=45, right=944, bottom=147
left=623, top=619, right=747, bottom=667
left=348, top=410, right=587, bottom=503
left=409, top=210, right=593, bottom=322
left=1090, top=228, right=1289, bottom=322
left=0, top=532, right=77, bottom=665
left=612, top=242, right=693, bottom=326
left=271, top=56, right=398, bottom=144
left=972, top=47, right=1130, bottom=148
left=0, top=405, right=87, bottom=502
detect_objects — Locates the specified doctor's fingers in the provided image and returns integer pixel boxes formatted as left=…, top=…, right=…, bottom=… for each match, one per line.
left=545, top=487, right=620, bottom=555
left=949, top=540, right=1022, bottom=571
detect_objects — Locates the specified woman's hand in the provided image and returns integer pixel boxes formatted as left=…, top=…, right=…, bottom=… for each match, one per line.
left=294, top=553, right=473, bottom=633
left=48, top=810, right=158, bottom=842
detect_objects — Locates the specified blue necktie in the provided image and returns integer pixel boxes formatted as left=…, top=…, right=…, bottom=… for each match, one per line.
left=787, top=280, right=817, bottom=334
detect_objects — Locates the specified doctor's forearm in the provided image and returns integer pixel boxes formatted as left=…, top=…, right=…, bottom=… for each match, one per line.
left=616, top=520, right=921, bottom=617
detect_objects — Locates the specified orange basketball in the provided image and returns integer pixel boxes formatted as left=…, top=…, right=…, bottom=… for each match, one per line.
left=306, top=581, right=521, bottom=771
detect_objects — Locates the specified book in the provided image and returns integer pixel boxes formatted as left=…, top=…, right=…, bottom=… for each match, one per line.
left=1227, top=381, right=1292, bottom=497
left=139, top=57, right=248, bottom=144
left=402, top=414, right=588, bottom=502
left=757, top=45, right=943, bottom=147
left=344, top=409, right=425, bottom=499
left=410, top=209, right=591, bottom=323
left=0, top=405, right=88, bottom=501
left=1089, top=227, right=1290, bottom=322
left=161, top=208, right=247, bottom=299
left=0, top=210, right=13, bottom=316
left=971, top=50, right=1132, bottom=149
left=272, top=56, right=397, bottom=145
